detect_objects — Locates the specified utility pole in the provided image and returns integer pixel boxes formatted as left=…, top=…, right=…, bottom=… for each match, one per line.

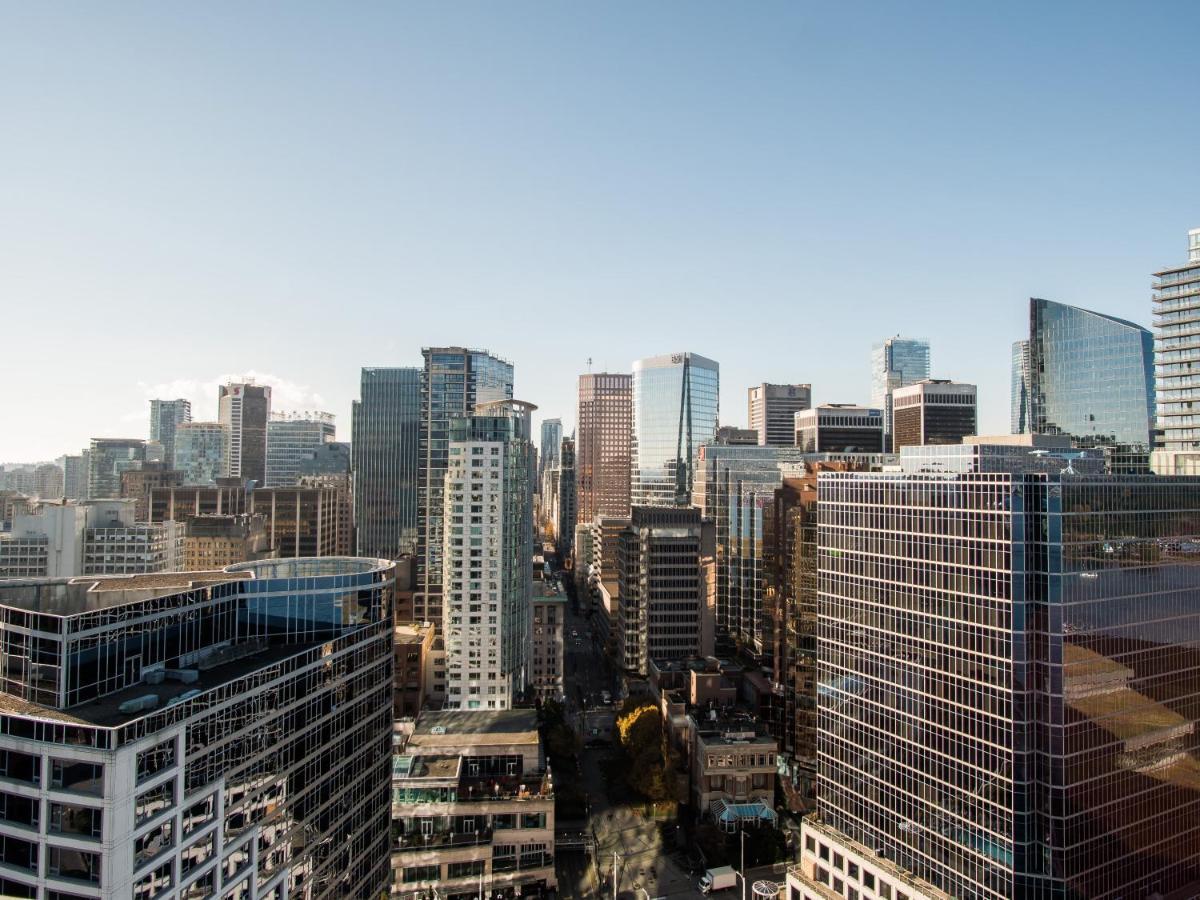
left=612, top=851, right=620, bottom=900
left=741, top=828, right=747, bottom=900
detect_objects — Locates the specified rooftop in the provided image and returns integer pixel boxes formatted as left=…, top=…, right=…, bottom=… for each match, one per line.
left=410, top=709, right=540, bottom=748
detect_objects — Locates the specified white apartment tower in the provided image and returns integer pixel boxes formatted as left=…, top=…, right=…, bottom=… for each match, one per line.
left=441, top=399, right=536, bottom=711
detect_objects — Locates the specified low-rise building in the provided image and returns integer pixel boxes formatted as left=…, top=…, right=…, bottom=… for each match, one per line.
left=393, top=622, right=436, bottom=718
left=391, top=710, right=556, bottom=899
left=794, top=405, right=885, bottom=453
left=181, top=514, right=274, bottom=570
left=691, top=712, right=778, bottom=832
left=120, top=462, right=184, bottom=521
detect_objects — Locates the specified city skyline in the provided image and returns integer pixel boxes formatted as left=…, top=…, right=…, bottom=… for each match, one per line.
left=4, top=4, right=1199, bottom=461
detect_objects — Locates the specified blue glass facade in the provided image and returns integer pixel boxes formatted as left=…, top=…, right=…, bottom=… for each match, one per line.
left=1024, top=298, right=1155, bottom=450
left=871, top=336, right=930, bottom=439
left=630, top=352, right=719, bottom=508
left=1010, top=340, right=1030, bottom=434
left=352, top=367, right=421, bottom=559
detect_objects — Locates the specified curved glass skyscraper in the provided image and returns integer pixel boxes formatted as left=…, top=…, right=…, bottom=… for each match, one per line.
left=1015, top=298, right=1155, bottom=450
left=630, top=352, right=719, bottom=508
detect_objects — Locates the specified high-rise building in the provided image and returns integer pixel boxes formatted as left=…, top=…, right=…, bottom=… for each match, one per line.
left=264, top=411, right=336, bottom=487
left=149, top=398, right=192, bottom=467
left=1013, top=298, right=1155, bottom=454
left=1010, top=339, right=1031, bottom=434
left=794, top=404, right=885, bottom=453
left=217, top=381, right=272, bottom=484
left=148, top=481, right=249, bottom=522
left=416, top=348, right=513, bottom=626
left=1152, top=227, right=1200, bottom=474
left=62, top=454, right=86, bottom=500
left=748, top=383, right=812, bottom=446
left=252, top=483, right=354, bottom=559
left=870, top=336, right=931, bottom=441
left=616, top=506, right=711, bottom=675
left=120, top=461, right=184, bottom=520
left=175, top=422, right=228, bottom=485
left=87, top=438, right=147, bottom=499
left=630, top=352, right=719, bottom=508
left=441, top=399, right=535, bottom=710
left=575, top=372, right=633, bottom=526
left=890, top=379, right=977, bottom=452
left=32, top=463, right=64, bottom=499
left=538, top=417, right=563, bottom=490
left=0, top=557, right=395, bottom=899
left=298, top=441, right=350, bottom=479
left=787, top=440, right=1200, bottom=900
left=352, top=367, right=421, bottom=559
left=692, top=443, right=808, bottom=657
left=555, top=437, right=576, bottom=557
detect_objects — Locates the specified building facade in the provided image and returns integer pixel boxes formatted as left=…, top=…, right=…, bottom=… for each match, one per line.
left=63, top=455, right=86, bottom=501
left=537, top=418, right=563, bottom=494
left=251, top=484, right=353, bottom=559
left=795, top=405, right=885, bottom=453
left=441, top=400, right=534, bottom=711
left=870, top=336, right=930, bottom=442
left=1014, top=298, right=1155, bottom=454
left=748, top=383, right=812, bottom=446
left=352, top=367, right=422, bottom=560
left=616, top=506, right=709, bottom=676
left=417, top=348, right=513, bottom=628
left=264, top=412, right=336, bottom=488
left=87, top=439, right=147, bottom=500
left=217, top=382, right=272, bottom=485
left=575, top=372, right=633, bottom=527
left=180, top=514, right=273, bottom=570
left=554, top=438, right=576, bottom=558
left=631, top=352, right=719, bottom=508
left=1153, top=227, right=1200, bottom=474
left=120, top=463, right=184, bottom=521
left=391, top=710, right=556, bottom=899
left=149, top=399, right=192, bottom=468
left=174, top=423, right=227, bottom=487
left=891, top=379, right=977, bottom=452
left=0, top=557, right=395, bottom=900
left=800, top=441, right=1200, bottom=900
left=531, top=585, right=566, bottom=703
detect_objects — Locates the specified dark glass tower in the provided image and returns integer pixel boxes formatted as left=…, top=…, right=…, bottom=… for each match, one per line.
left=805, top=443, right=1200, bottom=900
left=352, top=367, right=421, bottom=559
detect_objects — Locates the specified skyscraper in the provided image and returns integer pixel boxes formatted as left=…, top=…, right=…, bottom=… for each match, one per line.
left=555, top=437, right=576, bottom=557
left=630, top=352, right=719, bottom=508
left=1010, top=339, right=1031, bottom=434
left=575, top=372, right=633, bottom=526
left=1013, top=298, right=1155, bottom=454
left=748, top=383, right=811, bottom=446
left=62, top=454, right=86, bottom=500
left=870, top=336, right=931, bottom=441
left=788, top=440, right=1200, bottom=900
left=351, top=367, right=421, bottom=560
left=0, top=557, right=395, bottom=899
left=890, top=379, right=977, bottom=451
left=416, top=347, right=513, bottom=625
left=87, top=437, right=147, bottom=499
left=441, top=399, right=535, bottom=710
left=175, top=422, right=227, bottom=485
left=538, top=417, right=563, bottom=489
left=794, top=404, right=885, bottom=453
left=264, top=411, right=336, bottom=487
left=149, top=398, right=192, bottom=467
left=218, top=381, right=271, bottom=484
left=1152, top=227, right=1200, bottom=474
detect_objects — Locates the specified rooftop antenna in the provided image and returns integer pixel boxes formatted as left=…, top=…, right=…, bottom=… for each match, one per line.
left=587, top=357, right=593, bottom=373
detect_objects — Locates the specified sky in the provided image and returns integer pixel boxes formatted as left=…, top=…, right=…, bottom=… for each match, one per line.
left=2, top=2, right=1198, bottom=462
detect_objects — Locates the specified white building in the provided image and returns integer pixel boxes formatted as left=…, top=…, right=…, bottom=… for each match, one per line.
left=441, top=400, right=536, bottom=711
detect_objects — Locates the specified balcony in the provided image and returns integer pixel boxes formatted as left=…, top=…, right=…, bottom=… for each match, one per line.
left=393, top=827, right=493, bottom=853
left=456, top=772, right=553, bottom=803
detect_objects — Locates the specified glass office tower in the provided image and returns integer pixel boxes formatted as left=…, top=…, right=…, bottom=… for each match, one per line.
left=416, top=348, right=513, bottom=625
left=0, top=557, right=395, bottom=900
left=1010, top=339, right=1031, bottom=434
left=630, top=352, right=719, bottom=508
left=870, top=336, right=931, bottom=440
left=352, top=367, right=421, bottom=559
left=538, top=418, right=562, bottom=490
left=796, top=442, right=1200, bottom=900
left=1015, top=298, right=1155, bottom=452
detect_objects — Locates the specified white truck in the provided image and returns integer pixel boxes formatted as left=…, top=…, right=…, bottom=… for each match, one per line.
left=699, top=865, right=738, bottom=894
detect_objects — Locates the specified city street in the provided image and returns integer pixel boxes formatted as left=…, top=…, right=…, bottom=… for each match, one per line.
left=555, top=572, right=708, bottom=900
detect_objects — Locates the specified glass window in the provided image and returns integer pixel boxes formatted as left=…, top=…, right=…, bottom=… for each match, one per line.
left=0, top=750, right=40, bottom=785
left=48, top=802, right=102, bottom=839
left=47, top=846, right=100, bottom=883
left=50, top=759, right=103, bottom=795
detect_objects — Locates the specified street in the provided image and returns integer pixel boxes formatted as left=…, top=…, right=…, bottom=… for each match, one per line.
left=554, top=571, right=709, bottom=900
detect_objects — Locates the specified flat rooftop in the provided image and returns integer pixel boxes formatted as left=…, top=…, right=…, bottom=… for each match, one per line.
left=394, top=754, right=464, bottom=781
left=0, top=641, right=320, bottom=729
left=409, top=709, right=540, bottom=749
left=0, top=571, right=249, bottom=615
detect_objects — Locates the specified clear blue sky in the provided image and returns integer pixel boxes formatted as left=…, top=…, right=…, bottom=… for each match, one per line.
left=2, top=2, right=1197, bottom=461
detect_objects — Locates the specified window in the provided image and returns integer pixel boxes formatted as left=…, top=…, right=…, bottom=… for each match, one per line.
left=0, top=750, right=39, bottom=784
left=403, top=864, right=440, bottom=883
left=134, top=821, right=174, bottom=867
left=181, top=870, right=215, bottom=900
left=448, top=860, right=485, bottom=878
left=136, top=781, right=174, bottom=824
left=0, top=834, right=37, bottom=871
left=0, top=791, right=38, bottom=828
left=833, top=852, right=843, bottom=871
left=819, top=843, right=829, bottom=861
left=48, top=802, right=102, bottom=839
left=136, top=741, right=175, bottom=782
left=814, top=866, right=828, bottom=885
left=182, top=833, right=214, bottom=875
left=48, top=846, right=100, bottom=883
left=133, top=861, right=171, bottom=899
left=182, top=795, right=215, bottom=835
left=878, top=885, right=891, bottom=900
left=50, top=759, right=103, bottom=795
left=848, top=862, right=859, bottom=880
left=863, top=872, right=875, bottom=890
left=805, top=834, right=815, bottom=853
